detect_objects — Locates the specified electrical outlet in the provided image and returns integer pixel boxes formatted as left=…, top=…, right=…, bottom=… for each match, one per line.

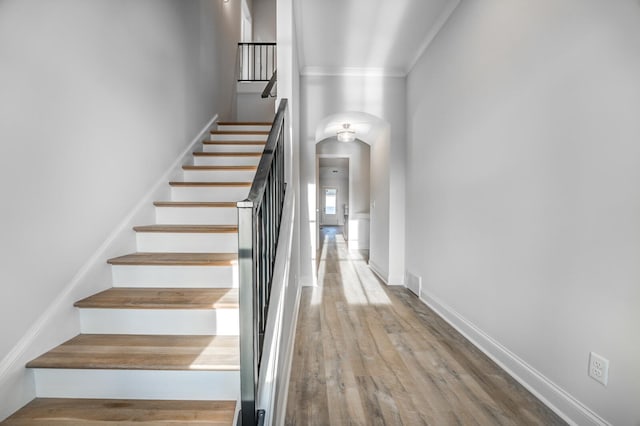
left=588, top=352, right=609, bottom=386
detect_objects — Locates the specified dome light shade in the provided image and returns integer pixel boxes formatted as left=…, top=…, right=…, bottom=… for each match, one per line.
left=337, top=123, right=355, bottom=142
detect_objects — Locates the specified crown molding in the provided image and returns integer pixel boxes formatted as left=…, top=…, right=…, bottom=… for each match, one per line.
left=406, top=0, right=461, bottom=74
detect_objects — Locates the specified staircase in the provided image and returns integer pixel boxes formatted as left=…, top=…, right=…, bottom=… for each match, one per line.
left=2, top=122, right=273, bottom=424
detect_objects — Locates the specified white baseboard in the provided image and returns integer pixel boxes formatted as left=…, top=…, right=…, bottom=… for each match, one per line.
left=386, top=274, right=405, bottom=287
left=0, top=114, right=218, bottom=421
left=419, top=289, right=610, bottom=426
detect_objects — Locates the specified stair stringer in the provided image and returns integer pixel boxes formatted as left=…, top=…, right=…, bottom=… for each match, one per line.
left=0, top=114, right=219, bottom=422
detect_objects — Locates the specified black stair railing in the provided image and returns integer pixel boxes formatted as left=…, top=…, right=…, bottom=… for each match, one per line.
left=261, top=70, right=277, bottom=99
left=237, top=98, right=288, bottom=426
left=238, top=42, right=277, bottom=82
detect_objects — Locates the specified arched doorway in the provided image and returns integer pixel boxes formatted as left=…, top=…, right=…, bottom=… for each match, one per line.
left=310, top=112, right=391, bottom=285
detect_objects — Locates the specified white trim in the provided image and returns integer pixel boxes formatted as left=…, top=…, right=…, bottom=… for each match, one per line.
left=0, top=114, right=218, bottom=422
left=419, top=288, right=611, bottom=426
left=301, top=66, right=406, bottom=78
left=386, top=274, right=405, bottom=287
left=256, top=189, right=295, bottom=425
left=406, top=0, right=461, bottom=75
left=273, top=269, right=302, bottom=426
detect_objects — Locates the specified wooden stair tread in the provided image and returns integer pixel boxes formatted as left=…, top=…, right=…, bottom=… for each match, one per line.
left=182, top=165, right=257, bottom=171
left=2, top=398, right=236, bottom=425
left=217, top=121, right=271, bottom=125
left=74, top=288, right=238, bottom=310
left=107, top=252, right=237, bottom=266
left=26, top=335, right=239, bottom=371
left=192, top=151, right=262, bottom=157
left=153, top=201, right=237, bottom=208
left=203, top=140, right=266, bottom=145
left=210, top=130, right=269, bottom=135
left=133, top=225, right=238, bottom=233
left=169, top=181, right=251, bottom=187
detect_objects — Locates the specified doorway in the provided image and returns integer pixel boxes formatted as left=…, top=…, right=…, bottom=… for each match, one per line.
left=317, top=157, right=350, bottom=232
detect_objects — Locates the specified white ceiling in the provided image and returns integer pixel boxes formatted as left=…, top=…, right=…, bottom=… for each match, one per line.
left=295, top=0, right=459, bottom=76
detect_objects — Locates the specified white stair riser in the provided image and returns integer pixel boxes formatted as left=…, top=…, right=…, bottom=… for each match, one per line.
left=79, top=309, right=239, bottom=335
left=171, top=186, right=249, bottom=202
left=155, top=206, right=238, bottom=225
left=210, top=134, right=268, bottom=142
left=217, top=125, right=270, bottom=132
left=136, top=232, right=238, bottom=253
left=193, top=156, right=261, bottom=167
left=34, top=369, right=239, bottom=400
left=111, top=265, right=238, bottom=288
left=182, top=169, right=256, bottom=182
left=202, top=144, right=264, bottom=153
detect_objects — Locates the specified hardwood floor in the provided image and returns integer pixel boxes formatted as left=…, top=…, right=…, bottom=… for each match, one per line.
left=286, top=227, right=566, bottom=425
left=1, top=399, right=236, bottom=425
left=26, top=334, right=239, bottom=371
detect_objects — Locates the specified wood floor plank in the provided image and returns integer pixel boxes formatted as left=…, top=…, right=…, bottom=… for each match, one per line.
left=2, top=398, right=235, bottom=425
left=107, top=252, right=237, bottom=266
left=182, top=165, right=258, bottom=171
left=26, top=335, right=239, bottom=371
left=203, top=141, right=266, bottom=145
left=192, top=152, right=261, bottom=157
left=74, top=288, right=238, bottom=310
left=285, top=227, right=567, bottom=426
left=210, top=130, right=269, bottom=135
left=133, top=225, right=238, bottom=233
left=169, top=181, right=251, bottom=187
left=153, top=201, right=238, bottom=208
left=217, top=121, right=272, bottom=126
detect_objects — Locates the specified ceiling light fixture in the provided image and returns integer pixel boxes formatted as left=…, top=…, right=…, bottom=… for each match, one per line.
left=336, top=123, right=355, bottom=142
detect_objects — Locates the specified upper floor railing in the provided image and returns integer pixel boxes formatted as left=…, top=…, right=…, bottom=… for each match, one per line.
left=237, top=99, right=287, bottom=426
left=238, top=42, right=277, bottom=82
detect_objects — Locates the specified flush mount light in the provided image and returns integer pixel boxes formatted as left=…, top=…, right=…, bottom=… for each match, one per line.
left=336, top=123, right=355, bottom=142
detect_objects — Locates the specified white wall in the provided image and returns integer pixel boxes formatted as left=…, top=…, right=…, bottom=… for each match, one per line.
left=406, top=1, right=640, bottom=424
left=236, top=82, right=277, bottom=121
left=253, top=0, right=277, bottom=42
left=299, top=75, right=406, bottom=286
left=0, top=0, right=240, bottom=418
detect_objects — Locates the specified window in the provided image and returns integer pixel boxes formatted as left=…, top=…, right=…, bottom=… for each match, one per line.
left=325, top=188, right=337, bottom=214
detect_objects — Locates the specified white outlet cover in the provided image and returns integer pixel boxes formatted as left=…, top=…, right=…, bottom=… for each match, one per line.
left=589, top=352, right=609, bottom=386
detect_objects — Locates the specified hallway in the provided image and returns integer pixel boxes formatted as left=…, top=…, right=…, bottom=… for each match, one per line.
left=285, top=227, right=565, bottom=425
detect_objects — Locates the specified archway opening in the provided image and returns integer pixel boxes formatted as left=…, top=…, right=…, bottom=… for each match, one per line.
left=310, top=111, right=390, bottom=284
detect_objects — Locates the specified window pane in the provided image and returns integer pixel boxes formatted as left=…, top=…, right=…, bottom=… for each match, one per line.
left=325, top=189, right=336, bottom=214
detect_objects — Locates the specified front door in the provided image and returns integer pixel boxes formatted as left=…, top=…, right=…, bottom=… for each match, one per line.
left=321, top=187, right=338, bottom=225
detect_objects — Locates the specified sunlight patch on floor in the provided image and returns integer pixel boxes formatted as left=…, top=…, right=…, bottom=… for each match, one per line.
left=318, top=227, right=390, bottom=306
